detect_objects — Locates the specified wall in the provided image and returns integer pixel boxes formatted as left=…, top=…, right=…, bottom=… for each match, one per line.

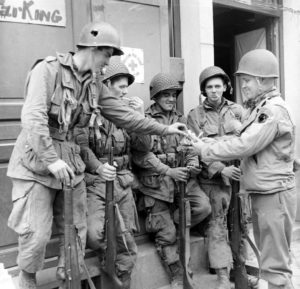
left=282, top=0, right=300, bottom=219
left=179, top=0, right=214, bottom=115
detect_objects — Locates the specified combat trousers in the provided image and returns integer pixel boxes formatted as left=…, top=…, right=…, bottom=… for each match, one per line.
left=251, top=188, right=297, bottom=289
left=86, top=175, right=138, bottom=278
left=144, top=181, right=211, bottom=266
left=7, top=179, right=87, bottom=273
left=200, top=182, right=233, bottom=269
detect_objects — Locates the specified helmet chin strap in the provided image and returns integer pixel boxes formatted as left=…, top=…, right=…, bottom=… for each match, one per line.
left=90, top=47, right=97, bottom=75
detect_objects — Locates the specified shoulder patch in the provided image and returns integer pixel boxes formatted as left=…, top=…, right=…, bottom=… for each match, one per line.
left=45, top=56, right=57, bottom=62
left=257, top=107, right=273, bottom=123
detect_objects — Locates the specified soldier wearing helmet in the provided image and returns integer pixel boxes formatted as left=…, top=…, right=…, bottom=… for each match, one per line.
left=192, top=50, right=296, bottom=289
left=78, top=57, right=141, bottom=289
left=131, top=72, right=211, bottom=289
left=7, top=22, right=187, bottom=289
left=187, top=65, right=244, bottom=289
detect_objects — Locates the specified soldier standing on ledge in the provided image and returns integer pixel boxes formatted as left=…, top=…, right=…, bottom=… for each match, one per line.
left=187, top=66, right=243, bottom=289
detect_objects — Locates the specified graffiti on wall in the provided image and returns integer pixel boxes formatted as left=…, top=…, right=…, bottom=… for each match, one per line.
left=0, top=0, right=66, bottom=27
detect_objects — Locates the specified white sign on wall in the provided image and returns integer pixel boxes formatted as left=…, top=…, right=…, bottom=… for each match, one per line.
left=121, top=47, right=144, bottom=84
left=0, top=0, right=66, bottom=27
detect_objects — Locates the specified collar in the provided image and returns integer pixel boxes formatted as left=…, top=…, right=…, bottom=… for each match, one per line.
left=203, top=97, right=230, bottom=110
left=246, top=87, right=280, bottom=110
left=146, top=103, right=182, bottom=117
left=56, top=52, right=91, bottom=83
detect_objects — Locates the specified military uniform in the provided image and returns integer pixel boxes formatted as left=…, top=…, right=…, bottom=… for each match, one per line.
left=187, top=98, right=243, bottom=270
left=76, top=114, right=139, bottom=286
left=197, top=89, right=296, bottom=288
left=132, top=103, right=211, bottom=271
left=7, top=52, right=174, bottom=275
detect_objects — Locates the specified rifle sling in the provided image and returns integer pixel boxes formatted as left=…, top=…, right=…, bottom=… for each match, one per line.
left=245, top=234, right=261, bottom=279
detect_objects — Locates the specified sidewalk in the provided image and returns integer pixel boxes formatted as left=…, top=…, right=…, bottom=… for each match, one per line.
left=246, top=222, right=300, bottom=289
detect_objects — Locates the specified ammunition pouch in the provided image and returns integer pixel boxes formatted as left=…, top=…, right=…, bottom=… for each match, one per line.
left=156, top=153, right=177, bottom=168
left=49, top=126, right=68, bottom=141
left=139, top=153, right=177, bottom=189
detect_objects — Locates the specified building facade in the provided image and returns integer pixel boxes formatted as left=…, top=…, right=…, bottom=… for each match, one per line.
left=0, top=0, right=299, bottom=287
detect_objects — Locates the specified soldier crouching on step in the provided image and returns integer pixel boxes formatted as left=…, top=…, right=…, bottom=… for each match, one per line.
left=131, top=73, right=211, bottom=289
left=76, top=58, right=141, bottom=289
left=7, top=22, right=188, bottom=289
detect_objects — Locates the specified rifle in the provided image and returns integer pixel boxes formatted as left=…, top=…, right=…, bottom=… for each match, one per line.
left=101, top=147, right=123, bottom=289
left=63, top=184, right=81, bottom=289
left=178, top=150, right=195, bottom=289
left=228, top=160, right=250, bottom=289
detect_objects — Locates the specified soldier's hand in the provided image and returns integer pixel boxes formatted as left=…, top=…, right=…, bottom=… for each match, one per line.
left=128, top=96, right=145, bottom=115
left=166, top=167, right=189, bottom=182
left=96, top=162, right=116, bottom=181
left=47, top=159, right=75, bottom=186
left=191, top=139, right=205, bottom=156
left=166, top=122, right=187, bottom=136
left=188, top=166, right=202, bottom=177
left=221, top=165, right=241, bottom=181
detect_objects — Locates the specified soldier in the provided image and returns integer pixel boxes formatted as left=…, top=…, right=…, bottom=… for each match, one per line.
left=6, top=22, right=187, bottom=289
left=78, top=58, right=141, bottom=289
left=187, top=66, right=243, bottom=289
left=192, top=49, right=296, bottom=289
left=131, top=73, right=211, bottom=289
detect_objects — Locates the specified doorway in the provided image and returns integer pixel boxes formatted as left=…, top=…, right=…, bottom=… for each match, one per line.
left=213, top=4, right=280, bottom=103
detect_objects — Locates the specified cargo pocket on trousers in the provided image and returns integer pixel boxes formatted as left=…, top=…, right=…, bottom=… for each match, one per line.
left=140, top=174, right=162, bottom=189
left=8, top=191, right=35, bottom=236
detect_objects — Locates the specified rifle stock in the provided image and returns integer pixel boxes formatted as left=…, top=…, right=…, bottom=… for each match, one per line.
left=64, top=185, right=81, bottom=289
left=101, top=147, right=123, bottom=289
left=178, top=151, right=195, bottom=289
left=228, top=160, right=249, bottom=289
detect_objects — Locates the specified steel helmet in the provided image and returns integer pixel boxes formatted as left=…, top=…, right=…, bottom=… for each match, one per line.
left=199, top=66, right=232, bottom=96
left=102, top=58, right=135, bottom=86
left=235, top=49, right=279, bottom=78
left=150, top=73, right=182, bottom=100
left=77, top=21, right=123, bottom=56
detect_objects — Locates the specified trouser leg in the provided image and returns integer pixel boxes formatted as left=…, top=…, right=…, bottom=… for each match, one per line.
left=186, top=178, right=211, bottom=228
left=115, top=191, right=138, bottom=278
left=251, top=188, right=297, bottom=288
left=144, top=197, right=183, bottom=286
left=8, top=180, right=56, bottom=273
left=201, top=183, right=233, bottom=269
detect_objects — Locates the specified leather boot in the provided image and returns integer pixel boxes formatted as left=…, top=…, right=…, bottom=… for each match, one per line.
left=215, top=268, right=231, bottom=289
left=168, top=261, right=183, bottom=289
left=18, top=270, right=37, bottom=289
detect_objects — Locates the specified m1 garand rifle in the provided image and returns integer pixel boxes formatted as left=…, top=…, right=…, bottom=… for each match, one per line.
left=229, top=160, right=264, bottom=289
left=228, top=160, right=249, bottom=289
left=101, top=147, right=123, bottom=289
left=63, top=184, right=97, bottom=289
left=228, top=160, right=263, bottom=289
left=63, top=184, right=81, bottom=289
left=178, top=150, right=195, bottom=289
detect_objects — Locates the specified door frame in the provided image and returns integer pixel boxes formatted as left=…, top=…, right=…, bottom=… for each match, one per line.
left=213, top=0, right=284, bottom=97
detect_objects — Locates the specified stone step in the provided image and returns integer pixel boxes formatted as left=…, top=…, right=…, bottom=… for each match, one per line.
left=131, top=235, right=208, bottom=289
left=10, top=235, right=209, bottom=289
